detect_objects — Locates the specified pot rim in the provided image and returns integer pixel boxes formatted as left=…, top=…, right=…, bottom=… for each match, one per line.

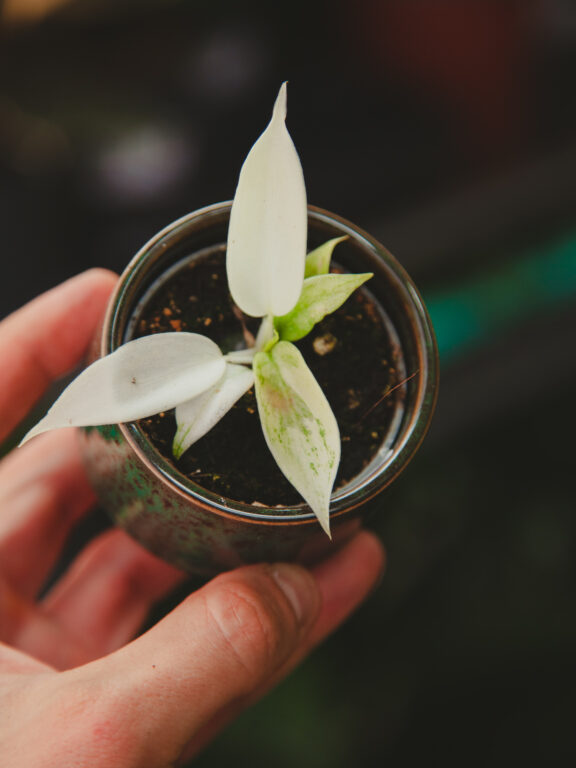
left=101, top=202, right=439, bottom=527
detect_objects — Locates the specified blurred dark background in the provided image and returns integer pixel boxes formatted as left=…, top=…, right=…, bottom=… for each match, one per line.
left=2, top=0, right=576, bottom=765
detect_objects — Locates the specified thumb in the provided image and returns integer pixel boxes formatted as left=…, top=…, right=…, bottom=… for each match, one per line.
left=76, top=562, right=321, bottom=765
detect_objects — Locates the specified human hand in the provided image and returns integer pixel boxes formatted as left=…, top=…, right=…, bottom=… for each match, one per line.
left=0, top=270, right=385, bottom=767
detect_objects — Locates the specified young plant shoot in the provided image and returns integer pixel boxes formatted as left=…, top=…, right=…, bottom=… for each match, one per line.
left=22, top=83, right=372, bottom=536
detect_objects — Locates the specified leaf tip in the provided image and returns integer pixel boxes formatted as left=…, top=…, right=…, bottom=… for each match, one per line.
left=358, top=272, right=374, bottom=287
left=307, top=496, right=332, bottom=537
left=317, top=512, right=332, bottom=539
left=273, top=81, right=288, bottom=122
left=304, top=236, right=349, bottom=278
left=18, top=419, right=48, bottom=447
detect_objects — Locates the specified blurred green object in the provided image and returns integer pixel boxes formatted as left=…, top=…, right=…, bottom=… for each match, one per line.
left=426, top=230, right=576, bottom=361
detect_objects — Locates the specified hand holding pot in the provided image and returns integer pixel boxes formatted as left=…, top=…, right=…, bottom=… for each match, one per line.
left=0, top=270, right=384, bottom=765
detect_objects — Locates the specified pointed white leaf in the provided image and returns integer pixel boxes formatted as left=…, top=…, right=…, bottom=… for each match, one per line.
left=254, top=341, right=340, bottom=536
left=227, top=82, right=307, bottom=317
left=304, top=236, right=348, bottom=277
left=173, top=363, right=254, bottom=458
left=275, top=272, right=373, bottom=342
left=21, top=333, right=226, bottom=444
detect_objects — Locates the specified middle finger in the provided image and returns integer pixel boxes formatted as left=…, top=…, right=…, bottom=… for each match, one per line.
left=0, top=430, right=96, bottom=598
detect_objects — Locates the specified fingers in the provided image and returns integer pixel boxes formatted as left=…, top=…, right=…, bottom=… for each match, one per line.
left=42, top=529, right=185, bottom=667
left=184, top=530, right=385, bottom=759
left=0, top=430, right=97, bottom=598
left=0, top=268, right=117, bottom=443
left=246, top=530, right=385, bottom=692
left=76, top=559, right=320, bottom=765
left=79, top=531, right=383, bottom=765
left=1, top=527, right=185, bottom=670
left=0, top=572, right=71, bottom=668
left=309, top=529, right=385, bottom=646
left=0, top=639, right=54, bottom=674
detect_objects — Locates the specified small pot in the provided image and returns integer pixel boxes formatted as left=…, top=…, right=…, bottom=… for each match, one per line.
left=80, top=202, right=438, bottom=575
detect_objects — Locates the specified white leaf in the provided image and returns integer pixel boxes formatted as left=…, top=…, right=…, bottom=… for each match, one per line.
left=21, top=333, right=226, bottom=444
left=173, top=363, right=254, bottom=458
left=254, top=341, right=340, bottom=536
left=227, top=82, right=307, bottom=318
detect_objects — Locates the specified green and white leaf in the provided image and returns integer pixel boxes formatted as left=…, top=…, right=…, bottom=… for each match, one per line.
left=173, top=363, right=254, bottom=459
left=20, top=333, right=226, bottom=444
left=304, top=236, right=348, bottom=278
left=253, top=341, right=340, bottom=536
left=226, top=82, right=307, bottom=318
left=274, top=272, right=373, bottom=342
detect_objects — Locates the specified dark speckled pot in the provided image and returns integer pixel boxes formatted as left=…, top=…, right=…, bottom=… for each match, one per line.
left=79, top=203, right=438, bottom=575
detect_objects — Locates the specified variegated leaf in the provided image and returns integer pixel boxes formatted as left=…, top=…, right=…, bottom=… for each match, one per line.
left=274, top=272, right=372, bottom=342
left=304, top=236, right=348, bottom=277
left=253, top=341, right=340, bottom=536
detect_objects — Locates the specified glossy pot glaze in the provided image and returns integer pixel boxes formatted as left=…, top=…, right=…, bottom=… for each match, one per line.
left=79, top=203, right=438, bottom=575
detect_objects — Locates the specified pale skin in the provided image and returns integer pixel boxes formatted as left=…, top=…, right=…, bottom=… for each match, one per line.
left=0, top=269, right=385, bottom=766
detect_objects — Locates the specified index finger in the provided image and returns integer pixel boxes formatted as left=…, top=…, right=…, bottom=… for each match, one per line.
left=0, top=269, right=117, bottom=443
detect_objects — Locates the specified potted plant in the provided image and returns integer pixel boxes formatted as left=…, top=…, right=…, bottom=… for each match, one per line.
left=22, top=84, right=438, bottom=575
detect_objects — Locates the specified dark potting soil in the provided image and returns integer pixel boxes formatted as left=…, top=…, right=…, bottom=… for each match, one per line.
left=130, top=247, right=403, bottom=508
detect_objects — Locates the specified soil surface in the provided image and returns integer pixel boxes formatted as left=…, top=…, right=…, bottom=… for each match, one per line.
left=131, top=248, right=401, bottom=507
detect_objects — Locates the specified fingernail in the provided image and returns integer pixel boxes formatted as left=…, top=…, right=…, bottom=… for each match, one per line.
left=271, top=564, right=319, bottom=625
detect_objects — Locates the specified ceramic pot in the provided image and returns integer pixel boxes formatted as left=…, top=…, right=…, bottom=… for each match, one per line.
left=79, top=202, right=438, bottom=575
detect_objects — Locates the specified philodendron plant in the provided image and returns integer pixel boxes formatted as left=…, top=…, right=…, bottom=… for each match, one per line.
left=22, top=83, right=372, bottom=536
